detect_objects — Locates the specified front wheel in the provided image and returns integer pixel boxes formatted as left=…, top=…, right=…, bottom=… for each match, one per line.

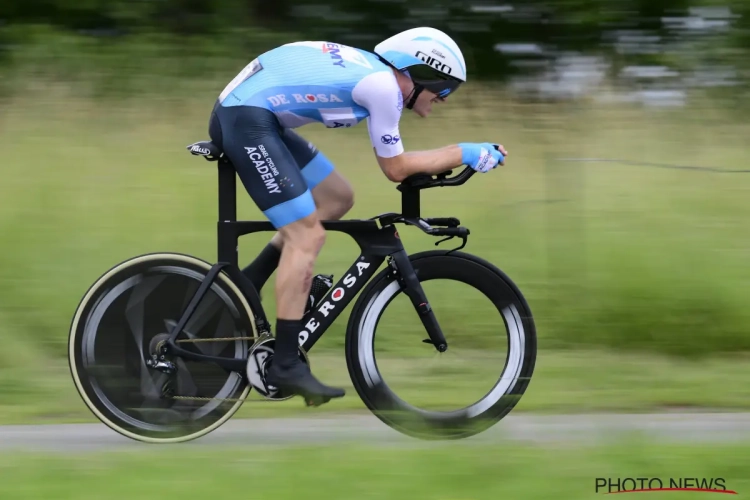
left=68, top=252, right=257, bottom=443
left=345, top=250, right=536, bottom=440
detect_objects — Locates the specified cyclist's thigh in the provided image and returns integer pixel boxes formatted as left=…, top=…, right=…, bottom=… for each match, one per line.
left=280, top=128, right=335, bottom=190
left=213, top=105, right=315, bottom=229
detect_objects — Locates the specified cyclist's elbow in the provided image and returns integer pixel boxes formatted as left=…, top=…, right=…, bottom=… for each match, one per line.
left=384, top=166, right=407, bottom=183
left=377, top=154, right=408, bottom=183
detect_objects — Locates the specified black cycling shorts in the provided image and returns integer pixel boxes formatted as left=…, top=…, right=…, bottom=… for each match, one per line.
left=208, top=102, right=334, bottom=228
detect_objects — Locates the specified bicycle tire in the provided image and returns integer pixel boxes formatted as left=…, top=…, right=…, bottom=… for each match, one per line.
left=345, top=250, right=536, bottom=440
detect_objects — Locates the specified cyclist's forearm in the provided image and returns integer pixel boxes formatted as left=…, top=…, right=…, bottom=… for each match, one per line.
left=400, top=145, right=462, bottom=177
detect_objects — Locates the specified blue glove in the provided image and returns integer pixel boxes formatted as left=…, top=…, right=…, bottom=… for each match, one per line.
left=458, top=143, right=505, bottom=173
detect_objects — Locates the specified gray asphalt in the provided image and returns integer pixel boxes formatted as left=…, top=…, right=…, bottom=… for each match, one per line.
left=2, top=412, right=750, bottom=453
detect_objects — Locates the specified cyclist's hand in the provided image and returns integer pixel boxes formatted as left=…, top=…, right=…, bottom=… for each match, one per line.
left=458, top=143, right=506, bottom=173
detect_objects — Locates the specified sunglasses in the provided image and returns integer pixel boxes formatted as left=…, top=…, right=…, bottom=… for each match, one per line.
left=418, top=79, right=462, bottom=98
left=404, top=68, right=463, bottom=98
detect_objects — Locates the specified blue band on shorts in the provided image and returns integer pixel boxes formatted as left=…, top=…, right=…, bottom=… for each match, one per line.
left=263, top=190, right=316, bottom=228
left=300, top=152, right=335, bottom=189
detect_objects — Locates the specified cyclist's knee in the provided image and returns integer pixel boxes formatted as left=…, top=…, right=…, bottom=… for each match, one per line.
left=324, top=186, right=353, bottom=220
left=280, top=213, right=326, bottom=256
left=313, top=171, right=355, bottom=220
left=303, top=220, right=326, bottom=256
left=337, top=185, right=354, bottom=217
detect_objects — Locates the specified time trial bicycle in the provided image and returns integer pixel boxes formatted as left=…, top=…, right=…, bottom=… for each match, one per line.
left=68, top=139, right=537, bottom=443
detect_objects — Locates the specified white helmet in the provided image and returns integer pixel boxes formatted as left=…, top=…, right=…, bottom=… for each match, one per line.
left=374, top=27, right=466, bottom=103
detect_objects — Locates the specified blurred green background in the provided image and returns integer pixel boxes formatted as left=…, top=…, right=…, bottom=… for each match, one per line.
left=1, top=1, right=749, bottom=497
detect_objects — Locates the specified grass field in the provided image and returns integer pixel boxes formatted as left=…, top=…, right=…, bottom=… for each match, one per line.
left=2, top=82, right=750, bottom=423
left=3, top=349, right=750, bottom=424
left=1, top=440, right=748, bottom=499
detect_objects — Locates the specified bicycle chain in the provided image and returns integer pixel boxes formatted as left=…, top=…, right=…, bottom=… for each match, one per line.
left=169, top=395, right=275, bottom=403
left=174, top=336, right=259, bottom=343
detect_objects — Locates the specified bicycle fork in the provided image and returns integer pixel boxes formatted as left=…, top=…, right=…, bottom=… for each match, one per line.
left=388, top=249, right=448, bottom=352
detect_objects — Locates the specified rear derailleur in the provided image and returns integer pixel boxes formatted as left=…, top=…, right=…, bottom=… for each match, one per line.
left=145, top=332, right=177, bottom=375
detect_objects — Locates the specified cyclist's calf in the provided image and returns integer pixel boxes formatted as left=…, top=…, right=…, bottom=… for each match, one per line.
left=275, top=213, right=326, bottom=319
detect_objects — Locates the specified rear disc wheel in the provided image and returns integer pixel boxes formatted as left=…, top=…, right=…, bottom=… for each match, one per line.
left=68, top=252, right=257, bottom=443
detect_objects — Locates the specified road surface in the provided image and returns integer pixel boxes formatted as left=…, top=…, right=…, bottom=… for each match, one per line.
left=1, top=412, right=750, bottom=453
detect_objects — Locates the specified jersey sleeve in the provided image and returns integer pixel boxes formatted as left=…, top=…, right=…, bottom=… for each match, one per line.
left=351, top=71, right=405, bottom=158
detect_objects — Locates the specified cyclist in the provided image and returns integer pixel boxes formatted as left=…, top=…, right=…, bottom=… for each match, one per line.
left=208, top=26, right=507, bottom=406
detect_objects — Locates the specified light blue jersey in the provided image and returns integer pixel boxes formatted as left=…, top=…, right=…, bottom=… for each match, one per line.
left=218, top=42, right=396, bottom=130
left=210, top=40, right=406, bottom=229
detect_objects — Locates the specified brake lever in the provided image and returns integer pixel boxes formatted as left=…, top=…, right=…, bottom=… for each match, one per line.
left=434, top=234, right=469, bottom=253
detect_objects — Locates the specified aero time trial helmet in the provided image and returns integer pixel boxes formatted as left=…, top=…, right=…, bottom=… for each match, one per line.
left=374, top=27, right=467, bottom=108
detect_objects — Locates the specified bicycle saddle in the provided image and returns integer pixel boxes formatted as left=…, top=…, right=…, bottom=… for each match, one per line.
left=186, top=141, right=223, bottom=161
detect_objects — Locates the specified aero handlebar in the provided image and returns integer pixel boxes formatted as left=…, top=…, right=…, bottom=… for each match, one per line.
left=397, top=142, right=507, bottom=191
left=429, top=226, right=469, bottom=238
left=396, top=156, right=496, bottom=219
left=397, top=166, right=476, bottom=192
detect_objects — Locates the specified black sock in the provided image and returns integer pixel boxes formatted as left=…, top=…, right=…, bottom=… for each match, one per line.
left=242, top=243, right=281, bottom=292
left=274, top=319, right=302, bottom=367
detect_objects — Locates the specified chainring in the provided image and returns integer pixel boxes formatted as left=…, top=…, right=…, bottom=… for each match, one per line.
left=246, top=337, right=309, bottom=401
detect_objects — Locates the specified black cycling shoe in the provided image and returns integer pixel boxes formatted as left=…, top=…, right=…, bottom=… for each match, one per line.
left=266, top=361, right=345, bottom=407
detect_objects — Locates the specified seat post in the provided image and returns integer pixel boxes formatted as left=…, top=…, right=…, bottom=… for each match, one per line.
left=217, top=160, right=238, bottom=266
left=217, top=159, right=236, bottom=222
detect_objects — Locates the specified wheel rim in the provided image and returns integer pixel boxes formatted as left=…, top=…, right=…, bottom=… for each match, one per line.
left=357, top=275, right=529, bottom=421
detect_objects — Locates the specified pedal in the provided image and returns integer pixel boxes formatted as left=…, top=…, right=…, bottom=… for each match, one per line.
left=305, top=274, right=334, bottom=316
left=246, top=337, right=309, bottom=401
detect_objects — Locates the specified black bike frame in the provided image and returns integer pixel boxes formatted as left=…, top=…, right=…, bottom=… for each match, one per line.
left=165, top=156, right=474, bottom=373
